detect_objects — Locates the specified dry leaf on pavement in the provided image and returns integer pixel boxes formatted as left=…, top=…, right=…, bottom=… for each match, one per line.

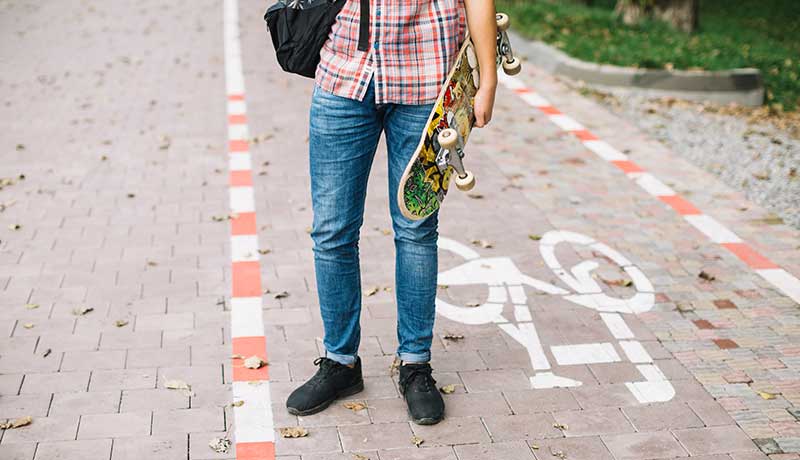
left=698, top=270, right=716, bottom=281
left=244, top=356, right=267, bottom=369
left=439, top=384, right=456, bottom=394
left=164, top=379, right=194, bottom=396
left=72, top=306, right=94, bottom=316
left=115, top=319, right=129, bottom=328
left=601, top=278, right=633, bottom=287
left=0, top=416, right=32, bottom=430
left=273, top=291, right=290, bottom=299
left=362, top=286, right=379, bottom=297
left=553, top=423, right=568, bottom=431
left=231, top=400, right=244, bottom=407
left=442, top=334, right=464, bottom=341
left=343, top=401, right=367, bottom=412
left=528, top=234, right=542, bottom=241
left=279, top=427, right=309, bottom=438
left=758, top=391, right=777, bottom=400
left=411, top=436, right=424, bottom=447
left=352, top=454, right=370, bottom=460
left=158, top=135, right=171, bottom=150
left=470, top=239, right=493, bottom=249
left=208, top=437, right=231, bottom=453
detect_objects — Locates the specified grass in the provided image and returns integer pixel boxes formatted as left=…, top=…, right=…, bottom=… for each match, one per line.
left=497, top=0, right=800, bottom=111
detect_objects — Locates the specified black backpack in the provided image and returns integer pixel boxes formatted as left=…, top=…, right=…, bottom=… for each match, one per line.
left=264, top=0, right=369, bottom=78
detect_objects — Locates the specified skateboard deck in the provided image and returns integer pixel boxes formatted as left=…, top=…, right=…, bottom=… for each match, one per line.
left=397, top=13, right=518, bottom=220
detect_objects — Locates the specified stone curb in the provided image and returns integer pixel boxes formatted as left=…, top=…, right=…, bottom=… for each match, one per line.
left=508, top=30, right=765, bottom=107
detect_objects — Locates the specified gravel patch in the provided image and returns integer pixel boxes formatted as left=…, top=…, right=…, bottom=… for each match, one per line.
left=586, top=89, right=800, bottom=230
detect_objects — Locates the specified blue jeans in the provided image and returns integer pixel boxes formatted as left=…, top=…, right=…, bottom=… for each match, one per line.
left=309, top=80, right=438, bottom=365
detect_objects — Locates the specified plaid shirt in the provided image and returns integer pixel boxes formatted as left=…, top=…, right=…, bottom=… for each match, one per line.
left=315, top=0, right=467, bottom=105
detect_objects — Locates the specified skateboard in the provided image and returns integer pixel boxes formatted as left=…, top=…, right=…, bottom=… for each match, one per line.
left=397, top=13, right=520, bottom=220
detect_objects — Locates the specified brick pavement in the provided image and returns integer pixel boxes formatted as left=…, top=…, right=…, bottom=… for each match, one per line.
left=1, top=0, right=799, bottom=459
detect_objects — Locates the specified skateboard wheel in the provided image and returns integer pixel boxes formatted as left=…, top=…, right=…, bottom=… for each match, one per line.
left=455, top=170, right=476, bottom=191
left=496, top=13, right=510, bottom=31
left=502, top=57, right=521, bottom=76
left=466, top=44, right=478, bottom=70
left=472, top=69, right=480, bottom=89
left=438, top=128, right=459, bottom=151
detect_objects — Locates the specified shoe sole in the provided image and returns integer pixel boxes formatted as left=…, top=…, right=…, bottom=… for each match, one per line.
left=402, top=395, right=444, bottom=425
left=286, top=380, right=364, bottom=416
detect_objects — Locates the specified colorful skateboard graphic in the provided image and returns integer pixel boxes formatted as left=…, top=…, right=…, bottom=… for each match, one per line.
left=397, top=13, right=520, bottom=220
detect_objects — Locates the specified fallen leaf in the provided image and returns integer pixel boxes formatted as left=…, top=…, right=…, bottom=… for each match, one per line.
left=528, top=234, right=542, bottom=241
left=8, top=224, right=22, bottom=231
left=279, top=426, right=309, bottom=438
left=389, top=357, right=401, bottom=375
left=164, top=379, right=192, bottom=391
left=258, top=249, right=271, bottom=255
left=439, top=384, right=456, bottom=394
left=231, top=354, right=245, bottom=359
left=15, top=144, right=25, bottom=151
left=531, top=444, right=539, bottom=450
left=362, top=286, right=379, bottom=297
left=442, top=334, right=464, bottom=341
left=758, top=391, right=777, bottom=400
left=24, top=303, right=39, bottom=309
left=42, top=348, right=51, bottom=357
left=467, top=193, right=484, bottom=199
left=208, top=437, right=231, bottom=453
left=273, top=291, right=289, bottom=299
left=72, top=306, right=94, bottom=316
left=146, top=260, right=158, bottom=266
left=470, top=239, right=493, bottom=249
left=244, top=356, right=267, bottom=369
left=23, top=323, right=34, bottom=329
left=126, top=193, right=136, bottom=198
left=158, top=135, right=171, bottom=150
left=411, top=436, right=424, bottom=447
left=352, top=454, right=370, bottom=460
left=100, top=155, right=108, bottom=161
left=231, top=400, right=245, bottom=407
left=438, top=284, right=448, bottom=289
left=383, top=286, right=392, bottom=292
left=0, top=416, right=32, bottom=430
left=343, top=401, right=367, bottom=412
left=550, top=447, right=567, bottom=459
left=466, top=301, right=481, bottom=307
left=553, top=422, right=568, bottom=431
left=698, top=270, right=716, bottom=282
left=115, top=319, right=129, bottom=328
left=602, top=278, right=633, bottom=287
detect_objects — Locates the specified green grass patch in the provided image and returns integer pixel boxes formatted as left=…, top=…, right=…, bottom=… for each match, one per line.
left=497, top=0, right=800, bottom=111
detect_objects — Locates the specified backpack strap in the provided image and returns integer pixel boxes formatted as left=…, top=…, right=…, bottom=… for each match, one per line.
left=357, top=0, right=369, bottom=51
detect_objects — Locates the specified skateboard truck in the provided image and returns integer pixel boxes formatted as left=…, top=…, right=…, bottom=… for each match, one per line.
left=496, top=13, right=521, bottom=76
left=437, top=128, right=475, bottom=191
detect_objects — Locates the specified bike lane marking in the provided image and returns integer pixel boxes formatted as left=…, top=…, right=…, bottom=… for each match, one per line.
left=499, top=73, right=800, bottom=305
left=225, top=0, right=276, bottom=458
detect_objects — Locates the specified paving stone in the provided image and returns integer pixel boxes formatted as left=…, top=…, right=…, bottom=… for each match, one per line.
left=365, top=398, right=408, bottom=424
left=78, top=411, right=152, bottom=439
left=297, top=399, right=371, bottom=427
left=152, top=407, right=225, bottom=434
left=0, top=443, right=36, bottom=460
left=34, top=439, right=112, bottom=460
left=482, top=413, right=561, bottom=442
left=503, top=388, right=581, bottom=414
left=689, top=400, right=737, bottom=426
left=49, top=391, right=121, bottom=416
left=0, top=374, right=23, bottom=396
left=339, top=422, right=414, bottom=451
left=126, top=347, right=191, bottom=369
left=527, top=436, right=615, bottom=460
left=0, top=393, right=52, bottom=419
left=111, top=434, right=189, bottom=460
left=90, top=368, right=157, bottom=391
left=120, top=389, right=189, bottom=412
left=459, top=368, right=531, bottom=393
left=274, top=425, right=342, bottom=455
left=673, top=426, right=760, bottom=455
left=61, top=350, right=126, bottom=371
left=410, top=416, right=492, bottom=446
left=602, top=431, right=688, bottom=459
left=552, top=408, right=635, bottom=437
left=622, top=402, right=704, bottom=431
left=1, top=415, right=79, bottom=443
left=454, top=441, right=535, bottom=460
left=437, top=391, right=511, bottom=418
left=20, top=371, right=90, bottom=394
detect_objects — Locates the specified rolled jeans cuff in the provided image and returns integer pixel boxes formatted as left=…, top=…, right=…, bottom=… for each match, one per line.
left=398, top=351, right=431, bottom=364
left=325, top=350, right=357, bottom=366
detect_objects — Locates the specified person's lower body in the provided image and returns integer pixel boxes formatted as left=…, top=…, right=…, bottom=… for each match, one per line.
left=286, top=80, right=445, bottom=424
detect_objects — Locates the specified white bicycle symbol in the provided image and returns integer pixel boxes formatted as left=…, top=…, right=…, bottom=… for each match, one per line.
left=436, top=230, right=675, bottom=404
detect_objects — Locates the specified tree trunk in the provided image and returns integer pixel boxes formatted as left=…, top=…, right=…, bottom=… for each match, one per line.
left=614, top=0, right=698, bottom=33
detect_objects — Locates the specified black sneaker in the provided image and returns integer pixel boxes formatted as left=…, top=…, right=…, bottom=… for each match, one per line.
left=398, top=362, right=445, bottom=425
left=286, top=357, right=364, bottom=416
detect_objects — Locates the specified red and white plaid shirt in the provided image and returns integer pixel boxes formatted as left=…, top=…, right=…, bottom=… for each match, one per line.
left=315, top=0, right=467, bottom=105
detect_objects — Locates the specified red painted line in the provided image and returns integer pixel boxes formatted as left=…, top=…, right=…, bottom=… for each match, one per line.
left=230, top=140, right=249, bottom=152
left=229, top=114, right=247, bottom=124
left=231, top=212, right=258, bottom=236
left=514, top=87, right=533, bottom=94
left=658, top=195, right=701, bottom=216
left=611, top=160, right=644, bottom=174
left=539, top=106, right=561, bottom=115
left=230, top=170, right=254, bottom=187
left=232, top=261, right=262, bottom=297
left=228, top=94, right=245, bottom=101
left=571, top=129, right=598, bottom=141
left=722, top=243, right=779, bottom=270
left=236, top=442, right=276, bottom=460
left=232, top=336, right=270, bottom=381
